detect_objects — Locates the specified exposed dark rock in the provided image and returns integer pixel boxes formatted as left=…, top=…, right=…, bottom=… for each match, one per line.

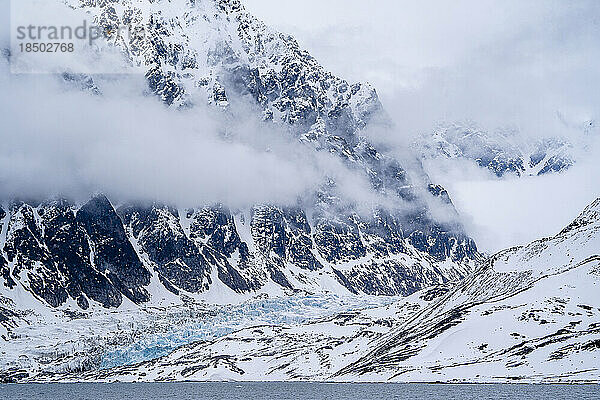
left=3, top=202, right=69, bottom=307
left=313, top=216, right=366, bottom=264
left=282, top=207, right=323, bottom=271
left=187, top=205, right=261, bottom=293
left=118, top=203, right=212, bottom=294
left=0, top=205, right=14, bottom=289
left=250, top=206, right=292, bottom=289
left=77, top=195, right=151, bottom=304
left=39, top=199, right=122, bottom=308
left=76, top=294, right=90, bottom=310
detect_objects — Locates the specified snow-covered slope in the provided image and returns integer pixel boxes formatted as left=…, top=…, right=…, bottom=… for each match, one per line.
left=41, top=198, right=599, bottom=383
left=340, top=198, right=600, bottom=382
left=4, top=0, right=596, bottom=385
left=0, top=290, right=399, bottom=382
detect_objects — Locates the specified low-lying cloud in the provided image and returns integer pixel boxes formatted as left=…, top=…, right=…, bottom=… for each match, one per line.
left=0, top=63, right=389, bottom=209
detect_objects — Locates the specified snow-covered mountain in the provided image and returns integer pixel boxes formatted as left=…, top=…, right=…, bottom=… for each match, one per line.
left=1, top=0, right=598, bottom=384
left=30, top=197, right=596, bottom=383
left=0, top=0, right=479, bottom=314
left=415, top=124, right=576, bottom=177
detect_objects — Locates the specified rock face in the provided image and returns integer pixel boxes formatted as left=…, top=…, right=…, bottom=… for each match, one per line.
left=2, top=199, right=122, bottom=309
left=0, top=194, right=477, bottom=308
left=186, top=206, right=262, bottom=293
left=0, top=196, right=149, bottom=309
left=0, top=206, right=12, bottom=289
left=3, top=202, right=70, bottom=308
left=77, top=195, right=151, bottom=304
left=117, top=203, right=213, bottom=294
left=415, top=124, right=575, bottom=177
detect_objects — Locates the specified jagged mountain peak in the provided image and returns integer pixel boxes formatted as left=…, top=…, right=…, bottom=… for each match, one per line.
left=0, top=0, right=479, bottom=313
left=71, top=0, right=382, bottom=129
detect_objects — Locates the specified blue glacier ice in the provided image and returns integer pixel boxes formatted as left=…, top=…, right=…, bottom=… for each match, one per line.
left=99, top=294, right=397, bottom=369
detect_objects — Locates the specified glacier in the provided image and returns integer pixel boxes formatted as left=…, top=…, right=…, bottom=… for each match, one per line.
left=98, top=294, right=399, bottom=370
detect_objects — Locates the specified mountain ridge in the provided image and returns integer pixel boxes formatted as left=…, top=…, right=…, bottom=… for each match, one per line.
left=415, top=123, right=575, bottom=178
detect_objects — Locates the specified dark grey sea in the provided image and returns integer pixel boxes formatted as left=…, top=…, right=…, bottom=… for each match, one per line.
left=0, top=382, right=598, bottom=400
